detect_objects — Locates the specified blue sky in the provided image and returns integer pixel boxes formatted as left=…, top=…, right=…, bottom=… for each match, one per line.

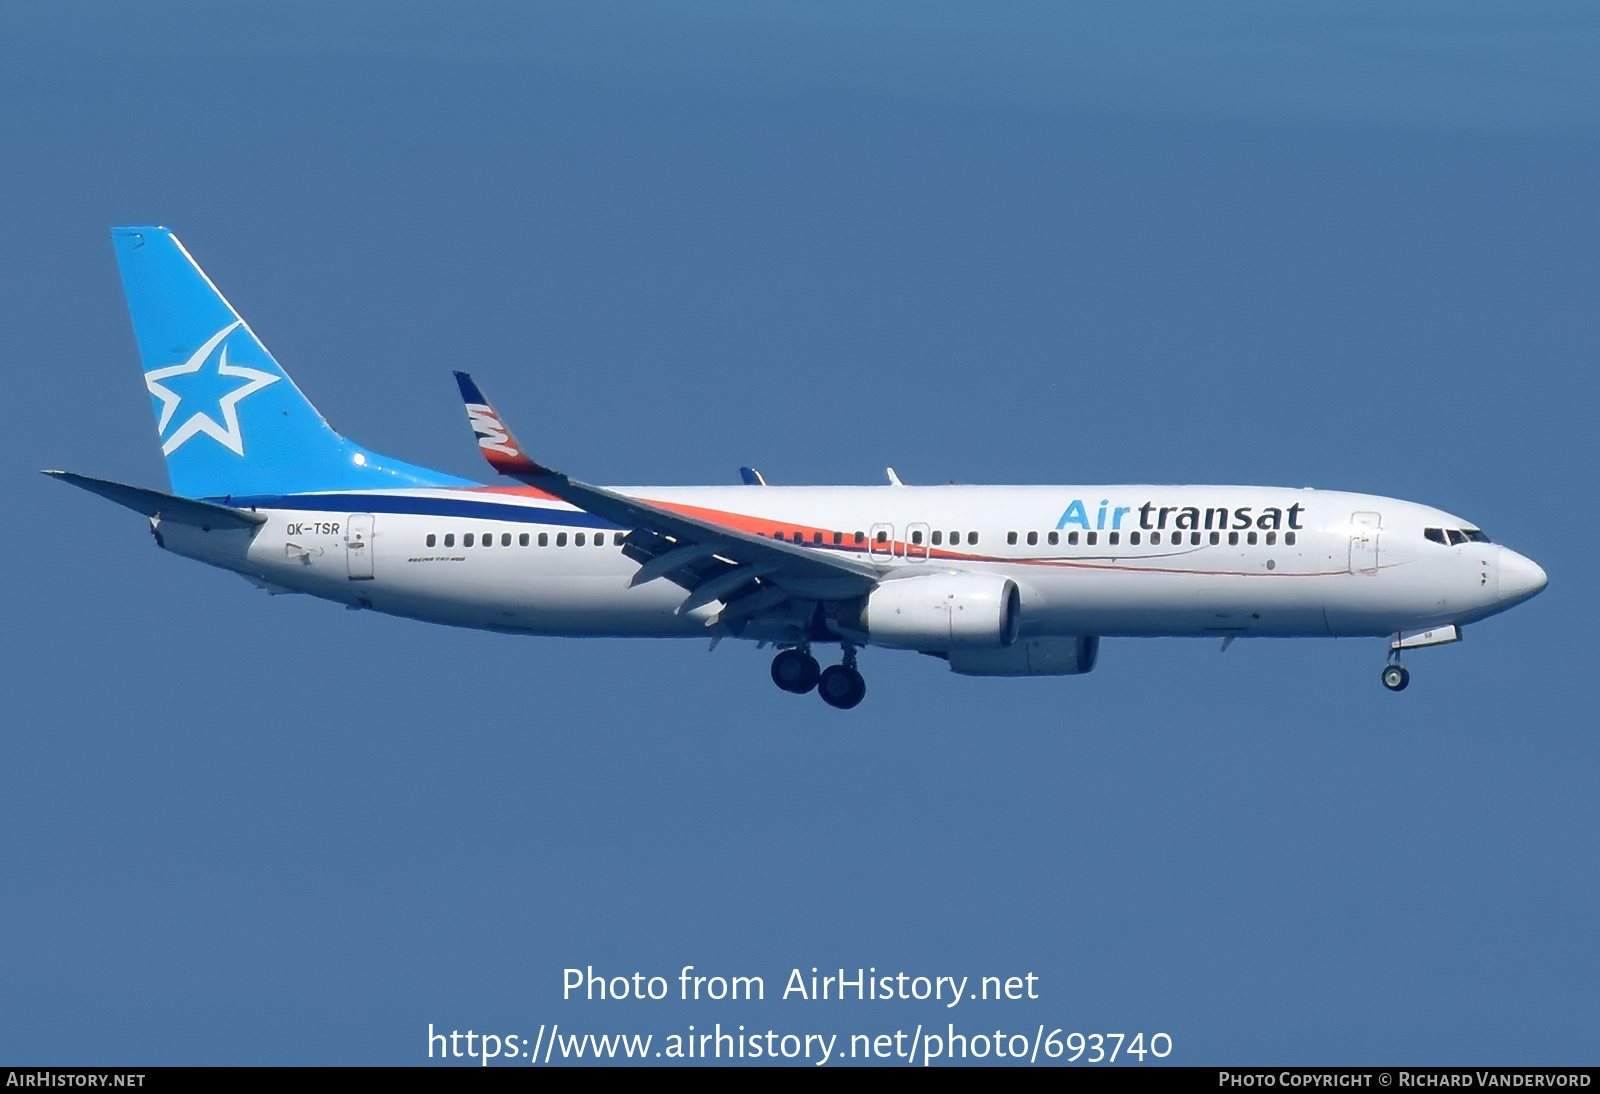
left=4, top=1, right=1596, bottom=1065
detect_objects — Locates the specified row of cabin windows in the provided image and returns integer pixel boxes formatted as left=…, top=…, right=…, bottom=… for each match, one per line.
left=422, top=525, right=1299, bottom=553
left=772, top=530, right=984, bottom=547
left=1006, top=529, right=1295, bottom=548
left=1424, top=527, right=1491, bottom=545
left=424, top=531, right=623, bottom=549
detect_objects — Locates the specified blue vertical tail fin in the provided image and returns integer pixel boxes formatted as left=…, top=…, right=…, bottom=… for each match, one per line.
left=111, top=226, right=472, bottom=499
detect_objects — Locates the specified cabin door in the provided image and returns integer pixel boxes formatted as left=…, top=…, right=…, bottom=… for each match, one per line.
left=1348, top=512, right=1380, bottom=575
left=346, top=514, right=375, bottom=580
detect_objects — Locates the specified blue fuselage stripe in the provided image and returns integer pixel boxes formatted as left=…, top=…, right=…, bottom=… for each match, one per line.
left=214, top=493, right=617, bottom=529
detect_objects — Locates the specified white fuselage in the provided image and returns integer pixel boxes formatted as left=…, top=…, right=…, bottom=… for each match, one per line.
left=154, top=483, right=1539, bottom=645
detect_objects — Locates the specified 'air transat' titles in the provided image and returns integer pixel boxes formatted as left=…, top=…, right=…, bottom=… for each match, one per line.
left=1055, top=500, right=1306, bottom=532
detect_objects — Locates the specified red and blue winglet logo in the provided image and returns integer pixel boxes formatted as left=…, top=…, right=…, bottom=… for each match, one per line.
left=453, top=371, right=559, bottom=480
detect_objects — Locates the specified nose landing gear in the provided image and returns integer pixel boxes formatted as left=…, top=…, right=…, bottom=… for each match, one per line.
left=1381, top=651, right=1410, bottom=692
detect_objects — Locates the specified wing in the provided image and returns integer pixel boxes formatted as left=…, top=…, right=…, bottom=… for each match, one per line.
left=452, top=374, right=881, bottom=625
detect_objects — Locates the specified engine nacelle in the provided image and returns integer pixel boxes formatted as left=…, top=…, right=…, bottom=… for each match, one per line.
left=945, top=636, right=1100, bottom=677
left=863, top=572, right=1021, bottom=651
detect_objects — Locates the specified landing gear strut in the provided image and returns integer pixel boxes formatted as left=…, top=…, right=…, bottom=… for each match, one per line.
left=817, top=646, right=867, bottom=710
left=1381, top=649, right=1410, bottom=692
left=771, top=647, right=821, bottom=694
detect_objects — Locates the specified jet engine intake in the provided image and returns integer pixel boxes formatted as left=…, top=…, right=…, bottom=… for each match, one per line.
left=863, top=572, right=1021, bottom=651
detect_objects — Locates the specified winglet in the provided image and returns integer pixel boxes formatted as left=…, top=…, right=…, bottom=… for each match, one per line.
left=740, top=466, right=767, bottom=486
left=452, top=372, right=562, bottom=480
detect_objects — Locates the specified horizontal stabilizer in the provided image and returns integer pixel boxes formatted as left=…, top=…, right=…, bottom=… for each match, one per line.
left=43, top=470, right=266, bottom=529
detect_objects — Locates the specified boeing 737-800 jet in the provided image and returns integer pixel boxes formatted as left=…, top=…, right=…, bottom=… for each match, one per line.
left=48, top=227, right=1548, bottom=709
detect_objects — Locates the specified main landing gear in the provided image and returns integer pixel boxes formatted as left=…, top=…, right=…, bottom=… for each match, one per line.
left=770, top=645, right=867, bottom=709
left=1381, top=650, right=1410, bottom=692
left=771, top=647, right=821, bottom=694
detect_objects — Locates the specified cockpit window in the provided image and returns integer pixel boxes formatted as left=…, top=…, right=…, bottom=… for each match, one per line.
left=1426, top=527, right=1491, bottom=546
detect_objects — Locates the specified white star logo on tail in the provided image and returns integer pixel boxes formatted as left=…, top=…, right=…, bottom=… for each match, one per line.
left=144, top=321, right=281, bottom=456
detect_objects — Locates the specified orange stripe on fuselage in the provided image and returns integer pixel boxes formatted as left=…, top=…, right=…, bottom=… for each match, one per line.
left=462, top=483, right=564, bottom=503
left=457, top=489, right=1343, bottom=579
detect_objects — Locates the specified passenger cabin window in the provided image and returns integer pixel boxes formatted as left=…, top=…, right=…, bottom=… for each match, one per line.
left=967, top=532, right=978, bottom=546
left=502, top=533, right=512, bottom=547
left=520, top=533, right=530, bottom=546
left=1109, top=532, right=1119, bottom=545
left=1047, top=531, right=1058, bottom=546
left=426, top=534, right=436, bottom=547
left=1285, top=532, right=1296, bottom=546
left=1086, top=532, right=1097, bottom=546
left=556, top=533, right=567, bottom=547
left=1130, top=531, right=1141, bottom=545
left=444, top=533, right=455, bottom=547
left=1026, top=531, right=1038, bottom=546
left=833, top=532, right=843, bottom=545
left=538, top=533, right=549, bottom=547
left=464, top=533, right=474, bottom=547
left=1007, top=532, right=1018, bottom=546
left=911, top=530, right=923, bottom=545
left=931, top=531, right=943, bottom=546
left=1068, top=531, right=1079, bottom=545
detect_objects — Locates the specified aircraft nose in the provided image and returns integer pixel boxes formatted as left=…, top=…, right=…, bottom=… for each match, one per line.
left=1497, top=546, right=1548, bottom=605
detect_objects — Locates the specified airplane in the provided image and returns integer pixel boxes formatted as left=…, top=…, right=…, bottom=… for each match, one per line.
left=47, top=226, right=1548, bottom=709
